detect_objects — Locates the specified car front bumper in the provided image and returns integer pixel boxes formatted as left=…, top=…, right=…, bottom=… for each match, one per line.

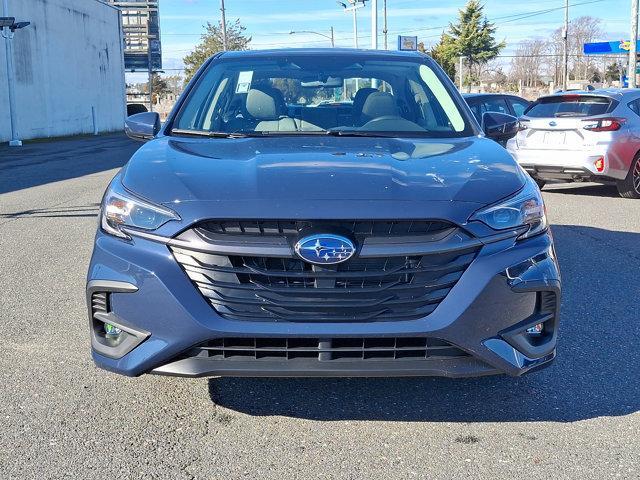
left=87, top=229, right=561, bottom=378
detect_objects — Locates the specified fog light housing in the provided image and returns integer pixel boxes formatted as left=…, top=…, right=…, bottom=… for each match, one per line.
left=526, top=323, right=544, bottom=335
left=104, top=323, right=122, bottom=337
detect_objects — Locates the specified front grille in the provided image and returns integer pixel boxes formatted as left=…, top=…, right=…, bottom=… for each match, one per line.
left=188, top=337, right=469, bottom=361
left=170, top=219, right=480, bottom=322
left=199, top=219, right=454, bottom=237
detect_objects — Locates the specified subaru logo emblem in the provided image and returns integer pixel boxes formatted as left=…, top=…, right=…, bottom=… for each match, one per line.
left=549, top=121, right=557, bottom=127
left=294, top=234, right=356, bottom=265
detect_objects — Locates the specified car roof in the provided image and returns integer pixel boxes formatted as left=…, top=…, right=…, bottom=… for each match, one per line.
left=462, top=93, right=526, bottom=99
left=540, top=88, right=640, bottom=100
left=218, top=48, right=427, bottom=60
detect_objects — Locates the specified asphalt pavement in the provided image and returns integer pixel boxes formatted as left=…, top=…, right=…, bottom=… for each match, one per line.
left=0, top=133, right=638, bottom=479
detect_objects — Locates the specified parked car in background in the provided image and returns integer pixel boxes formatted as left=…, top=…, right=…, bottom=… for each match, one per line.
left=88, top=49, right=560, bottom=380
left=126, top=103, right=148, bottom=116
left=463, top=93, right=531, bottom=123
left=507, top=89, right=640, bottom=198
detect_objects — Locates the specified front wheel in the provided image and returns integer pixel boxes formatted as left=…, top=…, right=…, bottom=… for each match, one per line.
left=616, top=155, right=640, bottom=199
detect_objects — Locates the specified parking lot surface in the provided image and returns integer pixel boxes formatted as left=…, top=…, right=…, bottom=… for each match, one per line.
left=0, top=134, right=638, bottom=479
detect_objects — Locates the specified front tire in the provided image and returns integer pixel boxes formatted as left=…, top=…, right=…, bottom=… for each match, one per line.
left=616, top=154, right=640, bottom=199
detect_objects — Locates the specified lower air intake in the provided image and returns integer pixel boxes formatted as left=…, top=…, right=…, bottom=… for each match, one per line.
left=188, top=337, right=469, bottom=361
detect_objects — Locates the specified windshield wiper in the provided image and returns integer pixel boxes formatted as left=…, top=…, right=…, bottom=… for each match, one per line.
left=171, top=129, right=255, bottom=138
left=326, top=129, right=397, bottom=137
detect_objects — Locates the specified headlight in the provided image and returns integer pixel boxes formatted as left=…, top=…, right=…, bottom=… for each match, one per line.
left=470, top=178, right=547, bottom=240
left=101, top=177, right=180, bottom=239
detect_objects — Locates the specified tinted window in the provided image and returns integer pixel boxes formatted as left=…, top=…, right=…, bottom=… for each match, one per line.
left=526, top=95, right=613, bottom=118
left=172, top=55, right=473, bottom=137
left=481, top=97, right=509, bottom=115
left=628, top=99, right=640, bottom=117
left=508, top=98, right=530, bottom=117
left=465, top=100, right=483, bottom=122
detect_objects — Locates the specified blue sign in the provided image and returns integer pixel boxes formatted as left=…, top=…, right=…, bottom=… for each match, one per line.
left=583, top=40, right=633, bottom=55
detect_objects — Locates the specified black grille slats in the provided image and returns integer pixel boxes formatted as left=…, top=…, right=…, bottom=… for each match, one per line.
left=199, top=219, right=454, bottom=237
left=91, top=292, right=109, bottom=316
left=192, top=337, right=469, bottom=361
left=170, top=219, right=480, bottom=322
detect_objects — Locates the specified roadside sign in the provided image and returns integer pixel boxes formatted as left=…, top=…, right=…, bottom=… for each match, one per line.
left=583, top=40, right=634, bottom=55
left=622, top=75, right=629, bottom=88
left=397, top=35, right=418, bottom=51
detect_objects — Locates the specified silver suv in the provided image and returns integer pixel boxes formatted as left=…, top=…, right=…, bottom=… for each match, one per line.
left=507, top=89, right=640, bottom=198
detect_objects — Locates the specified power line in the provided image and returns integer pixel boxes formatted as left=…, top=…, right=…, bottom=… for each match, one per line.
left=160, top=0, right=606, bottom=46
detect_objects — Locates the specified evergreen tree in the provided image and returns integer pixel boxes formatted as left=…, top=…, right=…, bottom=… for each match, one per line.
left=448, top=0, right=505, bottom=86
left=183, top=19, right=251, bottom=82
left=422, top=34, right=458, bottom=80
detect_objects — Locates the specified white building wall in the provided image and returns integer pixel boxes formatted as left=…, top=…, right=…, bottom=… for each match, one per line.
left=0, top=0, right=126, bottom=142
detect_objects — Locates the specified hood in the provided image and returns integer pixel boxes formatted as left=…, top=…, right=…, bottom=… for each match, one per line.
left=121, top=135, right=525, bottom=222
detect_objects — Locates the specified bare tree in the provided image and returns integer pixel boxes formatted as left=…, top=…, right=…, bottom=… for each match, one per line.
left=510, top=39, right=550, bottom=87
left=550, top=16, right=604, bottom=83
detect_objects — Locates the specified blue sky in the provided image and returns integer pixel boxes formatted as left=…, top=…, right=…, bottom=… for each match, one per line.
left=153, top=0, right=630, bottom=74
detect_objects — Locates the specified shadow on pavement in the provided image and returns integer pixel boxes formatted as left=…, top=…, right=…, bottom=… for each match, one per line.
left=208, top=225, right=640, bottom=422
left=544, top=182, right=620, bottom=198
left=0, top=203, right=100, bottom=219
left=0, top=133, right=139, bottom=195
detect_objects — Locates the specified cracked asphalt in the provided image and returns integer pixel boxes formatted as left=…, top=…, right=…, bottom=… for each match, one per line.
left=0, top=134, right=638, bottom=479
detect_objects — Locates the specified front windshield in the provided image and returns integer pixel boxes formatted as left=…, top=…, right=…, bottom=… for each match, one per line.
left=171, top=54, right=474, bottom=138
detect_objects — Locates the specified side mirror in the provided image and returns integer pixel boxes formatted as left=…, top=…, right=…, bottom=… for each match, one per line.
left=125, top=112, right=161, bottom=141
left=482, top=111, right=519, bottom=142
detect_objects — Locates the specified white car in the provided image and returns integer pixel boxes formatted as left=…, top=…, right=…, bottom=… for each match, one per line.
left=507, top=89, right=640, bottom=198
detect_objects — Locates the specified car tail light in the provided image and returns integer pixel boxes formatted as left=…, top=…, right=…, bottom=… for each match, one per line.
left=594, top=157, right=605, bottom=172
left=582, top=117, right=625, bottom=132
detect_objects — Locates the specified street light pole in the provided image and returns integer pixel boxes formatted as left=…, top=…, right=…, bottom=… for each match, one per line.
left=629, top=0, right=638, bottom=88
left=1, top=0, right=22, bottom=146
left=338, top=1, right=364, bottom=48
left=221, top=0, right=228, bottom=51
left=562, top=0, right=569, bottom=91
left=289, top=29, right=335, bottom=48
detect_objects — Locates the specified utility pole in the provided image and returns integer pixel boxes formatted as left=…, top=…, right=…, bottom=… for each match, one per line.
left=352, top=7, right=358, bottom=48
left=221, top=0, right=228, bottom=51
left=330, top=26, right=335, bottom=48
left=371, top=0, right=377, bottom=50
left=629, top=0, right=638, bottom=88
left=147, top=6, right=153, bottom=112
left=562, top=0, right=569, bottom=91
left=383, top=0, right=388, bottom=50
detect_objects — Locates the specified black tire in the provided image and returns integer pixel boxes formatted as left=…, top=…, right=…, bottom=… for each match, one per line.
left=616, top=155, right=640, bottom=199
left=534, top=178, right=546, bottom=190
